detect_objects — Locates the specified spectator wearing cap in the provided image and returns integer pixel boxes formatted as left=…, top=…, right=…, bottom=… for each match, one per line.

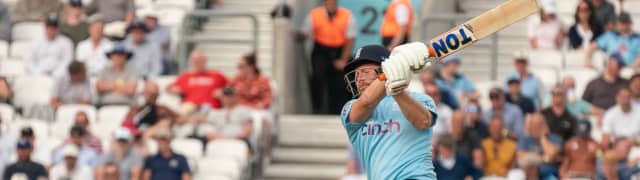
left=72, top=111, right=103, bottom=153
left=123, top=21, right=163, bottom=78
left=50, top=61, right=92, bottom=109
left=505, top=53, right=544, bottom=106
left=60, top=0, right=89, bottom=47
left=76, top=16, right=113, bottom=76
left=26, top=15, right=74, bottom=78
left=481, top=115, right=517, bottom=177
left=52, top=125, right=99, bottom=166
left=85, top=0, right=135, bottom=24
left=434, top=134, right=483, bottom=180
left=18, top=127, right=51, bottom=167
left=167, top=49, right=228, bottom=109
left=49, top=144, right=94, bottom=180
left=143, top=129, right=192, bottom=180
left=543, top=75, right=594, bottom=120
left=12, top=0, right=63, bottom=22
left=567, top=0, right=603, bottom=50
left=559, top=120, right=598, bottom=179
left=463, top=99, right=489, bottom=138
left=205, top=87, right=254, bottom=149
left=425, top=83, right=452, bottom=138
left=229, top=52, right=274, bottom=109
left=121, top=81, right=177, bottom=138
left=528, top=0, right=564, bottom=50
left=601, top=88, right=640, bottom=147
left=583, top=54, right=629, bottom=111
left=541, top=84, right=578, bottom=141
left=0, top=1, right=10, bottom=41
left=590, top=0, right=616, bottom=30
left=3, top=139, right=48, bottom=180
left=517, top=113, right=563, bottom=179
left=629, top=73, right=640, bottom=106
left=96, top=128, right=144, bottom=180
left=143, top=12, right=172, bottom=74
left=450, top=111, right=484, bottom=168
left=435, top=54, right=476, bottom=100
left=505, top=77, right=536, bottom=114
left=96, top=44, right=138, bottom=106
left=421, top=70, right=460, bottom=110
left=585, top=12, right=640, bottom=69
left=483, top=87, right=525, bottom=138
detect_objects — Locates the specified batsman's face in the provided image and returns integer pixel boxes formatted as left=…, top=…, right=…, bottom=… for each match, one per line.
left=354, top=64, right=380, bottom=93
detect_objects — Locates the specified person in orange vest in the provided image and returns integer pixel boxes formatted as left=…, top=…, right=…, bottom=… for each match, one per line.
left=381, top=0, right=414, bottom=50
left=299, top=0, right=356, bottom=114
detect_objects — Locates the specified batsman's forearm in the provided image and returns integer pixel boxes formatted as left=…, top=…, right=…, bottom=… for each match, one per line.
left=393, top=92, right=433, bottom=130
left=349, top=79, right=386, bottom=123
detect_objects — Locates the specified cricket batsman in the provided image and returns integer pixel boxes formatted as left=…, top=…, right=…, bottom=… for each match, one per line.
left=341, top=43, right=438, bottom=179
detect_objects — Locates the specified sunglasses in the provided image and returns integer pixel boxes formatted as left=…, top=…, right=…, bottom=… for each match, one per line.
left=551, top=91, right=565, bottom=96
left=465, top=106, right=478, bottom=113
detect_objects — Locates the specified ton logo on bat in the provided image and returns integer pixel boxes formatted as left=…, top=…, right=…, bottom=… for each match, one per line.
left=430, top=24, right=476, bottom=57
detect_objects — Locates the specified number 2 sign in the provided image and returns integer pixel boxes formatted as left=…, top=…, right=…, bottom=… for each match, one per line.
left=339, top=0, right=422, bottom=52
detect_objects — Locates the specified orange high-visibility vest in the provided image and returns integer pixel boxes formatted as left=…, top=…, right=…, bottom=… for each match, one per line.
left=381, top=0, right=414, bottom=37
left=310, top=7, right=352, bottom=47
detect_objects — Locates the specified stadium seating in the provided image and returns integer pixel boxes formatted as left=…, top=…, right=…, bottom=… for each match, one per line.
left=94, top=105, right=130, bottom=140
left=154, top=0, right=196, bottom=11
left=8, top=119, right=50, bottom=140
left=0, top=59, right=25, bottom=77
left=0, top=40, right=7, bottom=60
left=9, top=40, right=31, bottom=59
left=0, top=103, right=15, bottom=122
left=197, top=158, right=242, bottom=180
left=171, top=138, right=204, bottom=159
left=134, top=0, right=154, bottom=9
left=205, top=139, right=250, bottom=168
left=151, top=75, right=176, bottom=93
left=621, top=67, right=635, bottom=79
left=53, top=104, right=98, bottom=138
left=528, top=50, right=564, bottom=69
left=11, top=22, right=44, bottom=41
left=11, top=75, right=54, bottom=106
left=530, top=67, right=559, bottom=88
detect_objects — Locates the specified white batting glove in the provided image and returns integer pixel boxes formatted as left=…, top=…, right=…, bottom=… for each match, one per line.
left=389, top=42, right=432, bottom=72
left=382, top=60, right=412, bottom=96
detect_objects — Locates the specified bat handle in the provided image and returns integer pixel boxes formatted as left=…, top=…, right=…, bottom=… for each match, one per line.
left=378, top=45, right=435, bottom=81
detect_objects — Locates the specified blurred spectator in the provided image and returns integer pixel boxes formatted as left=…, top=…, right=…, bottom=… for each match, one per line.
left=96, top=44, right=138, bottom=106
left=483, top=87, right=525, bottom=138
left=59, top=0, right=89, bottom=46
left=463, top=100, right=489, bottom=138
left=17, top=127, right=51, bottom=166
left=167, top=49, right=228, bottom=109
left=49, top=144, right=94, bottom=180
left=506, top=53, right=544, bottom=106
left=450, top=111, right=483, bottom=168
left=0, top=77, right=12, bottom=104
left=509, top=153, right=544, bottom=180
left=590, top=0, right=616, bottom=30
left=380, top=0, right=413, bottom=50
left=0, top=118, right=16, bottom=179
left=2, top=139, right=47, bottom=180
left=435, top=54, right=475, bottom=99
left=583, top=55, right=629, bottom=110
left=585, top=12, right=640, bottom=69
left=568, top=0, right=603, bottom=50
left=601, top=88, right=640, bottom=147
left=121, top=82, right=176, bottom=138
left=0, top=1, right=10, bottom=41
left=143, top=12, right=172, bottom=74
left=52, top=125, right=99, bottom=166
left=528, top=0, right=564, bottom=50
left=76, top=16, right=113, bottom=76
left=12, top=0, right=63, bottom=22
left=50, top=61, right=92, bottom=109
left=505, top=77, right=536, bottom=114
left=26, top=15, right=74, bottom=77
left=142, top=129, right=192, bottom=180
left=425, top=84, right=452, bottom=137
left=204, top=88, right=254, bottom=149
left=481, top=115, right=517, bottom=177
left=229, top=52, right=273, bottom=109
left=517, top=113, right=563, bottom=179
left=559, top=120, right=598, bottom=179
left=96, top=128, right=144, bottom=180
left=543, top=75, right=594, bottom=120
left=85, top=0, right=135, bottom=24
left=421, top=70, right=459, bottom=109
left=541, top=84, right=577, bottom=141
left=124, top=21, right=163, bottom=78
left=72, top=111, right=102, bottom=153
left=434, top=134, right=483, bottom=180
left=596, top=139, right=639, bottom=179
left=345, top=144, right=364, bottom=176
left=630, top=73, right=640, bottom=105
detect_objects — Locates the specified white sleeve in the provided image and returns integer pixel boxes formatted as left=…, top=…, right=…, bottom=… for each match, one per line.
left=25, top=39, right=41, bottom=74
left=601, top=110, right=614, bottom=134
left=301, top=14, right=313, bottom=36
left=394, top=4, right=410, bottom=25
left=346, top=13, right=357, bottom=39
left=53, top=39, right=75, bottom=78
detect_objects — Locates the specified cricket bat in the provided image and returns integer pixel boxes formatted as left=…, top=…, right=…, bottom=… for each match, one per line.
left=380, top=0, right=541, bottom=80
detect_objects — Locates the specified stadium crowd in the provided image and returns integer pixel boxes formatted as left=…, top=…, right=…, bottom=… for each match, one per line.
left=0, top=0, right=274, bottom=179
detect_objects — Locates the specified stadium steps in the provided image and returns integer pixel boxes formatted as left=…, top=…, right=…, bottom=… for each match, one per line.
left=263, top=115, right=349, bottom=180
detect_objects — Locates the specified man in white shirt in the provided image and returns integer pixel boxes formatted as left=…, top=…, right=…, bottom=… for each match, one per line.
left=123, top=21, right=163, bottom=79
left=527, top=0, right=564, bottom=50
left=76, top=15, right=113, bottom=76
left=25, top=15, right=74, bottom=78
left=601, top=88, right=640, bottom=147
left=49, top=144, right=93, bottom=180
